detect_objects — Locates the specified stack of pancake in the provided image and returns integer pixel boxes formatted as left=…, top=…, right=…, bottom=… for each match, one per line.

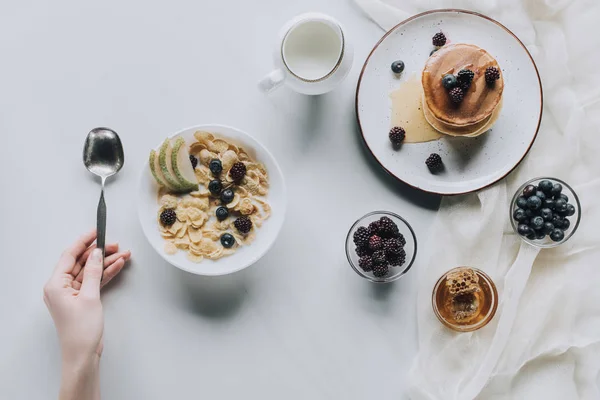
left=421, top=43, right=503, bottom=137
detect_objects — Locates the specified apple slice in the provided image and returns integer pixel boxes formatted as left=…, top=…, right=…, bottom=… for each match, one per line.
left=171, top=137, right=199, bottom=190
left=159, top=139, right=191, bottom=192
left=149, top=149, right=175, bottom=189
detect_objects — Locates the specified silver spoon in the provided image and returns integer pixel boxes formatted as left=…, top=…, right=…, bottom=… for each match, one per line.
left=83, top=127, right=124, bottom=265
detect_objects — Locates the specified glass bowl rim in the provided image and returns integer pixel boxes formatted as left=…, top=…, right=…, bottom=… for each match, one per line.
left=509, top=177, right=581, bottom=248
left=345, top=210, right=418, bottom=283
left=431, top=267, right=499, bottom=332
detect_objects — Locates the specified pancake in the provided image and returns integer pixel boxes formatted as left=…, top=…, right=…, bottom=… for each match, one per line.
left=422, top=43, right=504, bottom=128
left=422, top=96, right=503, bottom=137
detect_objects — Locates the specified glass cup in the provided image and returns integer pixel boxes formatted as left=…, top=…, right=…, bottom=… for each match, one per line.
left=345, top=211, right=417, bottom=283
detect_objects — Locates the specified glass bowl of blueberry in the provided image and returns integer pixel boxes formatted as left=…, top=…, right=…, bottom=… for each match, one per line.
left=510, top=177, right=581, bottom=248
left=345, top=211, right=417, bottom=283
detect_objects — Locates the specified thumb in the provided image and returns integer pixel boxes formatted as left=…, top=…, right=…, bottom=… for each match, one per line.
left=80, top=248, right=103, bottom=298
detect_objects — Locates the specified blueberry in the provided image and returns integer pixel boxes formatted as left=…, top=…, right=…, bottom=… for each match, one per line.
left=430, top=48, right=438, bottom=56
left=540, top=208, right=553, bottom=221
left=216, top=206, right=229, bottom=221
left=535, top=191, right=546, bottom=201
left=552, top=214, right=564, bottom=228
left=220, top=188, right=234, bottom=204
left=220, top=233, right=236, bottom=248
left=527, top=196, right=542, bottom=210
left=208, top=179, right=222, bottom=195
left=542, top=222, right=555, bottom=234
left=513, top=208, right=527, bottom=222
left=530, top=216, right=544, bottom=230
left=561, top=218, right=571, bottom=230
left=525, top=209, right=536, bottom=218
left=554, top=198, right=567, bottom=213
left=391, top=60, right=405, bottom=73
left=551, top=183, right=562, bottom=197
left=526, top=232, right=537, bottom=240
left=558, top=193, right=569, bottom=203
left=516, top=196, right=528, bottom=209
left=442, top=74, right=457, bottom=89
left=543, top=198, right=555, bottom=210
left=550, top=228, right=565, bottom=242
left=538, top=180, right=553, bottom=194
left=517, top=224, right=532, bottom=236
left=523, top=185, right=537, bottom=197
left=565, top=204, right=575, bottom=216
left=209, top=159, right=223, bottom=175
left=535, top=230, right=546, bottom=240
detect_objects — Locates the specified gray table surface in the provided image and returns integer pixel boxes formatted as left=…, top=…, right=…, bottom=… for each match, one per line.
left=0, top=0, right=440, bottom=398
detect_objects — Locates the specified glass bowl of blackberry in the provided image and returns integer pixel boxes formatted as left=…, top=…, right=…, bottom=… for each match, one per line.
left=510, top=177, right=581, bottom=248
left=345, top=211, right=417, bottom=283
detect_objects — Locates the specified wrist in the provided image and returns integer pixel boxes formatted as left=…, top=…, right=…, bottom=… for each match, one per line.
left=60, top=355, right=100, bottom=400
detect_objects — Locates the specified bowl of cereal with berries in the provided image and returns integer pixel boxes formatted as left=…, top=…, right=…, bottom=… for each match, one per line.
left=138, top=124, right=286, bottom=276
left=345, top=211, right=417, bottom=283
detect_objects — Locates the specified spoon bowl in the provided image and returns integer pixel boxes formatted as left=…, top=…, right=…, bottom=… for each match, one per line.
left=83, top=128, right=124, bottom=179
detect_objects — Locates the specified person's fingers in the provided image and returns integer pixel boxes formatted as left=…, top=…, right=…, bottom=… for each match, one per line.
left=72, top=254, right=129, bottom=291
left=79, top=249, right=103, bottom=298
left=100, top=258, right=126, bottom=287
left=72, top=243, right=119, bottom=278
left=75, top=250, right=130, bottom=283
left=54, top=230, right=97, bottom=275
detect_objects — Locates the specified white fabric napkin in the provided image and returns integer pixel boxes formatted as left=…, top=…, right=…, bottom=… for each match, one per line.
left=353, top=0, right=600, bottom=398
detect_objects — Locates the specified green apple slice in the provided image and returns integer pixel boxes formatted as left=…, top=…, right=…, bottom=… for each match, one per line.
left=171, top=137, right=199, bottom=189
left=159, top=139, right=190, bottom=191
left=149, top=149, right=172, bottom=189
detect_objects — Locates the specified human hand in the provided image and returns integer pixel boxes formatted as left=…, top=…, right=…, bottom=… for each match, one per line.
left=44, top=230, right=131, bottom=363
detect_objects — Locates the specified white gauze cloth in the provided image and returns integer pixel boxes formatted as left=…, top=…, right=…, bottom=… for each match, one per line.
left=354, top=0, right=600, bottom=399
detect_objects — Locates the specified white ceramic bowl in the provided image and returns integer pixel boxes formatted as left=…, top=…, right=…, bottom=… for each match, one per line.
left=138, top=124, right=286, bottom=276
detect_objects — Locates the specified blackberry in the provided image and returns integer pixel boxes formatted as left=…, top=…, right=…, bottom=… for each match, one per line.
left=425, top=153, right=443, bottom=172
left=216, top=206, right=229, bottom=221
left=378, top=216, right=397, bottom=237
left=220, top=233, right=235, bottom=248
left=449, top=87, right=464, bottom=104
left=457, top=69, right=475, bottom=85
left=459, top=81, right=471, bottom=92
left=209, top=159, right=223, bottom=175
left=485, top=66, right=500, bottom=84
left=373, top=264, right=389, bottom=278
left=160, top=209, right=177, bottom=227
left=369, top=235, right=383, bottom=251
left=432, top=32, right=446, bottom=47
left=388, top=249, right=406, bottom=266
left=389, top=126, right=406, bottom=146
left=229, top=162, right=247, bottom=182
left=372, top=250, right=387, bottom=265
left=367, top=221, right=380, bottom=236
left=234, top=216, right=253, bottom=234
left=208, top=179, right=223, bottom=195
left=353, top=226, right=370, bottom=247
left=396, top=233, right=406, bottom=247
left=189, top=155, right=198, bottom=169
left=355, top=246, right=371, bottom=257
left=359, top=256, right=374, bottom=272
left=383, top=238, right=402, bottom=255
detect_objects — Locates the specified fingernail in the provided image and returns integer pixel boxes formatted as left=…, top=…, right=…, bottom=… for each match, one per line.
left=91, top=248, right=103, bottom=262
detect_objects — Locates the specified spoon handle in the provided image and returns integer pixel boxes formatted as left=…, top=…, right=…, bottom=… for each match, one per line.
left=96, top=184, right=106, bottom=265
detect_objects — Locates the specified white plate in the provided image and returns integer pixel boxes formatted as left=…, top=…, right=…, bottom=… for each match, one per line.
left=138, top=124, right=286, bottom=276
left=356, top=9, right=542, bottom=195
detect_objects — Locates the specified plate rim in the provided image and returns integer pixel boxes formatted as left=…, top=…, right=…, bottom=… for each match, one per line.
left=137, top=123, right=287, bottom=276
left=355, top=8, right=543, bottom=196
